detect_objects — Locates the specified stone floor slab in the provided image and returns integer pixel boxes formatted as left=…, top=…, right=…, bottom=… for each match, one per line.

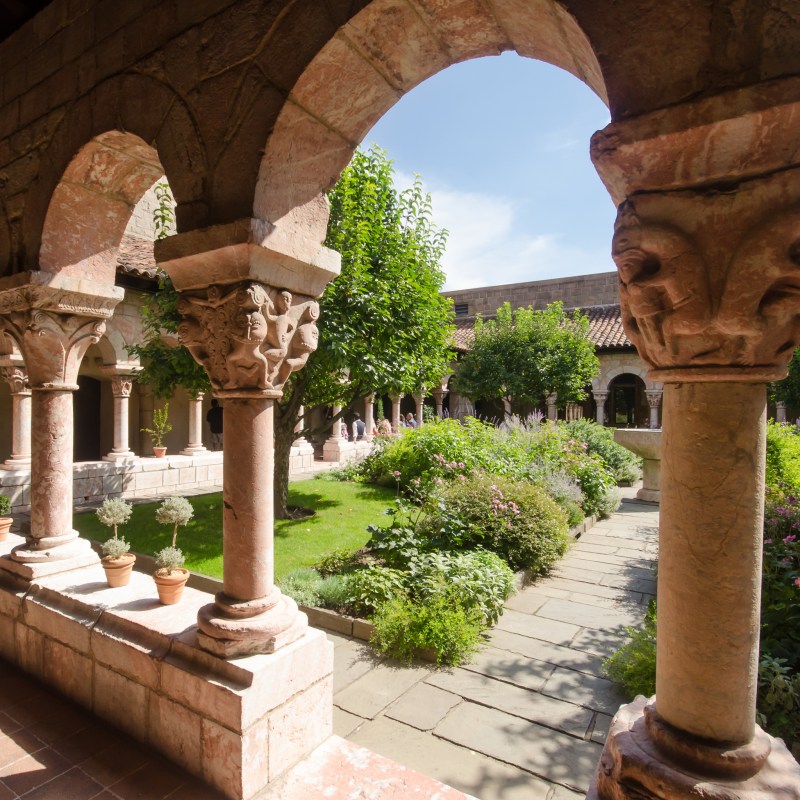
left=331, top=637, right=380, bottom=693
left=426, top=669, right=593, bottom=739
left=504, top=590, right=550, bottom=614
left=460, top=645, right=555, bottom=692
left=349, top=715, right=556, bottom=800
left=536, top=598, right=644, bottom=630
left=496, top=608, right=580, bottom=645
left=333, top=706, right=364, bottom=738
left=335, top=662, right=428, bottom=719
left=488, top=629, right=605, bottom=676
left=541, top=666, right=628, bottom=715
left=433, top=701, right=602, bottom=793
left=384, top=682, right=461, bottom=731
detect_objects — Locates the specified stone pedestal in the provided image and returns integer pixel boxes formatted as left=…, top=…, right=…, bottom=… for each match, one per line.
left=546, top=393, right=558, bottom=421
left=613, top=429, right=661, bottom=503
left=323, top=404, right=356, bottom=462
left=776, top=400, right=788, bottom=423
left=181, top=393, right=208, bottom=455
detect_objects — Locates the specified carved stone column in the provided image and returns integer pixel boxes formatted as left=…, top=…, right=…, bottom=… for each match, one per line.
left=546, top=393, right=557, bottom=421
left=181, top=393, right=207, bottom=455
left=587, top=107, right=800, bottom=794
left=432, top=387, right=447, bottom=419
left=0, top=273, right=122, bottom=579
left=177, top=281, right=322, bottom=657
left=413, top=390, right=425, bottom=428
left=0, top=363, right=32, bottom=468
left=103, top=371, right=137, bottom=461
left=592, top=390, right=608, bottom=425
left=645, top=389, right=663, bottom=429
left=389, top=391, right=403, bottom=431
left=776, top=400, right=787, bottom=423
left=364, top=393, right=375, bottom=440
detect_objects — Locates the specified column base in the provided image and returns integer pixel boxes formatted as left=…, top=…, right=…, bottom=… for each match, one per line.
left=196, top=588, right=308, bottom=658
left=636, top=488, right=660, bottom=503
left=0, top=534, right=99, bottom=580
left=0, top=456, right=32, bottom=470
left=103, top=451, right=138, bottom=463
left=589, top=696, right=800, bottom=799
left=180, top=445, right=208, bottom=456
left=322, top=437, right=356, bottom=463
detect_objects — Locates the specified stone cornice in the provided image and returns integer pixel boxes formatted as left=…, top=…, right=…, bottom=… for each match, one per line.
left=155, top=217, right=341, bottom=299
left=591, top=76, right=800, bottom=204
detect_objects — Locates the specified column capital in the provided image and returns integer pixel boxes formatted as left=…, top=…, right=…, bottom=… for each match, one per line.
left=645, top=390, right=663, bottom=409
left=109, top=376, right=134, bottom=398
left=177, top=281, right=320, bottom=399
left=592, top=390, right=609, bottom=402
left=0, top=365, right=30, bottom=396
left=612, top=172, right=800, bottom=384
left=0, top=273, right=122, bottom=389
left=388, top=391, right=403, bottom=402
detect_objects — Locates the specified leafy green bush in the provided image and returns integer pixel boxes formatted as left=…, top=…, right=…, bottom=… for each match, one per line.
left=532, top=469, right=585, bottom=527
left=602, top=601, right=657, bottom=698
left=766, top=422, right=800, bottom=496
left=346, top=566, right=408, bottom=615
left=757, top=655, right=800, bottom=745
left=408, top=549, right=514, bottom=626
left=595, top=485, right=622, bottom=519
left=371, top=590, right=483, bottom=666
left=418, top=474, right=569, bottom=573
left=564, top=419, right=642, bottom=485
left=315, top=574, right=355, bottom=609
left=314, top=548, right=361, bottom=577
left=0, top=495, right=10, bottom=516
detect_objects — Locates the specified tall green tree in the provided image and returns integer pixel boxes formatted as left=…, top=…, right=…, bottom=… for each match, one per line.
left=454, top=301, right=598, bottom=414
left=775, top=349, right=800, bottom=415
left=272, top=145, right=455, bottom=515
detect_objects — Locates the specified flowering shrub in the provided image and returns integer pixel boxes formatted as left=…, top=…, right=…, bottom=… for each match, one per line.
left=563, top=418, right=642, bottom=485
left=762, top=489, right=800, bottom=670
left=418, top=474, right=569, bottom=572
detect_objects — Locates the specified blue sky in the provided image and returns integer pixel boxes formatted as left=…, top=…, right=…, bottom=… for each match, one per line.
left=364, top=52, right=615, bottom=291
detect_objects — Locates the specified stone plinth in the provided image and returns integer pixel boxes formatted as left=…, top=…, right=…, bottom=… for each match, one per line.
left=289, top=440, right=316, bottom=473
left=322, top=436, right=356, bottom=463
left=614, top=429, right=661, bottom=503
left=0, top=538, right=333, bottom=800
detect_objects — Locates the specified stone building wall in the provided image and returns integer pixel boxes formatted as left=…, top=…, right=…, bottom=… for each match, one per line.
left=443, top=272, right=619, bottom=319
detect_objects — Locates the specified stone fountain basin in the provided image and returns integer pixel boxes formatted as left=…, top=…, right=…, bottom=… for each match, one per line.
left=614, top=428, right=661, bottom=504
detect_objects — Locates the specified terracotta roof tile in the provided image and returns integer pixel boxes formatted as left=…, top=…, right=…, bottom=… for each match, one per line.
left=450, top=304, right=631, bottom=352
left=117, top=235, right=158, bottom=279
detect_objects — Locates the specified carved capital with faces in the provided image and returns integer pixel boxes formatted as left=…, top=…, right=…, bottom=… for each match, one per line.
left=110, top=377, right=134, bottom=398
left=177, top=281, right=320, bottom=397
left=613, top=197, right=800, bottom=383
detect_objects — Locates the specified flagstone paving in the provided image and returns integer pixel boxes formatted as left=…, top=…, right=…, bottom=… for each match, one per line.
left=330, top=489, right=659, bottom=800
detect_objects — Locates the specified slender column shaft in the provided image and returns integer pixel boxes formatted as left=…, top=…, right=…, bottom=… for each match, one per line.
left=390, top=395, right=402, bottom=430
left=658, top=382, right=764, bottom=744
left=111, top=393, right=130, bottom=453
left=415, top=393, right=424, bottom=428
left=546, top=394, right=558, bottom=421
left=593, top=392, right=608, bottom=425
left=222, top=397, right=274, bottom=601
left=9, top=392, right=32, bottom=462
left=188, top=396, right=202, bottom=449
left=331, top=404, right=342, bottom=438
left=30, top=390, right=74, bottom=539
left=776, top=400, right=787, bottom=423
left=293, top=404, right=305, bottom=445
left=364, top=395, right=374, bottom=440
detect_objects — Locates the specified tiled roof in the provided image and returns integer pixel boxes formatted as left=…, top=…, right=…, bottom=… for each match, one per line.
left=117, top=235, right=158, bottom=279
left=451, top=304, right=632, bottom=352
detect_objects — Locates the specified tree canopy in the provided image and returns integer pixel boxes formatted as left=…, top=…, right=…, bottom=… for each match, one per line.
left=775, top=349, right=800, bottom=412
left=454, top=301, right=599, bottom=409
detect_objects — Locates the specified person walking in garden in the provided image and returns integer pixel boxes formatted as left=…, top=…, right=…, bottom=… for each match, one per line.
left=206, top=399, right=223, bottom=450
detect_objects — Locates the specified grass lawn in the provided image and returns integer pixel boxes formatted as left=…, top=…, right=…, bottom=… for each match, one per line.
left=73, top=477, right=396, bottom=580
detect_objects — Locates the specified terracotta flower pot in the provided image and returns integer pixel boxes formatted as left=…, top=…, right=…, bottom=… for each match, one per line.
left=0, top=518, right=12, bottom=542
left=153, top=446, right=167, bottom=458
left=153, top=568, right=190, bottom=604
left=101, top=553, right=136, bottom=587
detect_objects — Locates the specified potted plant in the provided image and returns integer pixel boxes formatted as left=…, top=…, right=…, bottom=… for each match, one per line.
left=141, top=403, right=172, bottom=457
left=0, top=495, right=12, bottom=541
left=153, top=496, right=193, bottom=604
left=96, top=498, right=136, bottom=587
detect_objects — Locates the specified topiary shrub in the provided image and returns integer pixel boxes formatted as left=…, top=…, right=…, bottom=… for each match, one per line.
left=418, top=473, right=569, bottom=573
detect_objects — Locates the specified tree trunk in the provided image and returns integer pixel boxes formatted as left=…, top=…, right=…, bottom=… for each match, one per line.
left=273, top=419, right=295, bottom=520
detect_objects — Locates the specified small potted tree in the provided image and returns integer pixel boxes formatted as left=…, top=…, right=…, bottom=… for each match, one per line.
left=153, top=496, right=193, bottom=604
left=96, top=498, right=136, bottom=587
left=141, top=403, right=172, bottom=457
left=0, top=494, right=12, bottom=541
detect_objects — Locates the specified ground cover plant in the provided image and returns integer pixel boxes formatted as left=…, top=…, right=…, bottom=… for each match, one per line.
left=604, top=420, right=800, bottom=749
left=73, top=478, right=395, bottom=580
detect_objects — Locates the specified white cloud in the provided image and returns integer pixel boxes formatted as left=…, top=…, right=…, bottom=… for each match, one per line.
left=394, top=171, right=615, bottom=291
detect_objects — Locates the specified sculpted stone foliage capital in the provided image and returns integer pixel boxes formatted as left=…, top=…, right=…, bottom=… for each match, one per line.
left=645, top=391, right=663, bottom=409
left=177, top=281, right=320, bottom=395
left=0, top=309, right=106, bottom=388
left=0, top=366, right=30, bottom=395
left=613, top=199, right=800, bottom=381
left=110, top=377, right=134, bottom=397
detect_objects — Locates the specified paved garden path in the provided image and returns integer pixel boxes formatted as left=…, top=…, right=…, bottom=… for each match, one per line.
left=327, top=488, right=659, bottom=800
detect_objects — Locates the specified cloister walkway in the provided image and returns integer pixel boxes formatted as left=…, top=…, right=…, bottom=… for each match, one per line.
left=330, top=487, right=659, bottom=800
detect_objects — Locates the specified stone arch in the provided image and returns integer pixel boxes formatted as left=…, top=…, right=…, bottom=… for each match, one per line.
left=254, top=0, right=608, bottom=235
left=24, top=73, right=207, bottom=280
left=596, top=363, right=658, bottom=394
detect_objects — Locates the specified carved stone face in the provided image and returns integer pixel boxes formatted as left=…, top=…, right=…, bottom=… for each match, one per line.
left=244, top=311, right=267, bottom=342
left=276, top=291, right=292, bottom=313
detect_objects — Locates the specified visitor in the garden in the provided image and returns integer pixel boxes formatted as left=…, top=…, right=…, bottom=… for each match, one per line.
left=405, top=412, right=418, bottom=429
left=352, top=413, right=366, bottom=441
left=206, top=399, right=223, bottom=450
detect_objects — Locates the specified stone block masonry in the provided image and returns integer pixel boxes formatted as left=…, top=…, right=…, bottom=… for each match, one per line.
left=0, top=532, right=334, bottom=800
